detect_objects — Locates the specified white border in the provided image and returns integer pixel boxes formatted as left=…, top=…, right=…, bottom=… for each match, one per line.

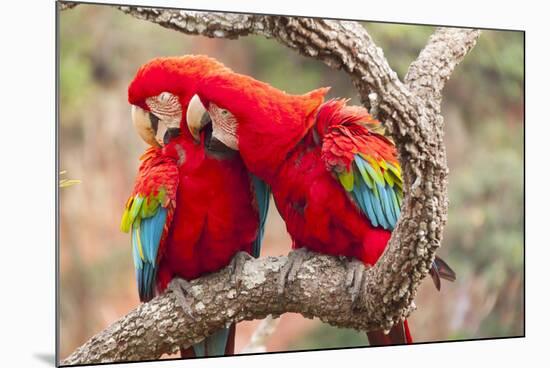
left=1, top=1, right=543, bottom=367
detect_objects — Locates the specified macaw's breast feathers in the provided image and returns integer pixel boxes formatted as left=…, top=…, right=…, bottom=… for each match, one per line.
left=318, top=99, right=403, bottom=231
left=121, top=147, right=179, bottom=302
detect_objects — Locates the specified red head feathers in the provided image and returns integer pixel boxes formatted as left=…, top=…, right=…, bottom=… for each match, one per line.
left=193, top=70, right=330, bottom=180
left=128, top=55, right=230, bottom=115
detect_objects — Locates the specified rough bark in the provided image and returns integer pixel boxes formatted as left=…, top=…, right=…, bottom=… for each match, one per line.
left=63, top=254, right=372, bottom=364
left=60, top=3, right=481, bottom=365
left=59, top=2, right=77, bottom=11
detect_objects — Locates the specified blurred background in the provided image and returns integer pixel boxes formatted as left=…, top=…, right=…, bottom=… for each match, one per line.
left=59, top=4, right=524, bottom=360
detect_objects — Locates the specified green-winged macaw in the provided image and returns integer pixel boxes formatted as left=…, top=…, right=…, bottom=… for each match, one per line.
left=120, top=56, right=270, bottom=357
left=184, top=59, right=455, bottom=345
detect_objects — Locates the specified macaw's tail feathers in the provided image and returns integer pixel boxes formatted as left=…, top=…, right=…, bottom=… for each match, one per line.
left=367, top=319, right=413, bottom=346
left=180, top=324, right=236, bottom=358
left=136, top=263, right=157, bottom=302
left=429, top=255, right=456, bottom=291
left=404, top=319, right=413, bottom=344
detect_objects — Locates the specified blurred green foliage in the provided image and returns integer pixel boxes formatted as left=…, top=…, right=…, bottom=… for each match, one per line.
left=59, top=4, right=523, bottom=357
left=292, top=323, right=368, bottom=350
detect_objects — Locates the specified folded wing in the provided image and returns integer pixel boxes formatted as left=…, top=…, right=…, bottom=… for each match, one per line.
left=319, top=99, right=402, bottom=231
left=120, top=147, right=179, bottom=302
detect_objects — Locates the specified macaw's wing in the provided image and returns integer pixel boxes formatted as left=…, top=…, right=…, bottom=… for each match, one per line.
left=320, top=100, right=455, bottom=290
left=250, top=174, right=271, bottom=258
left=120, top=147, right=179, bottom=302
left=320, top=100, right=403, bottom=231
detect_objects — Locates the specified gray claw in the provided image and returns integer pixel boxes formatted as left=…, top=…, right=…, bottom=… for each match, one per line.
left=278, top=248, right=312, bottom=294
left=168, top=278, right=196, bottom=319
left=228, top=251, right=253, bottom=285
left=345, top=259, right=370, bottom=307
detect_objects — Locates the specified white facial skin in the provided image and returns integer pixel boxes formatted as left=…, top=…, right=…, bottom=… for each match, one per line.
left=186, top=94, right=238, bottom=150
left=131, top=91, right=182, bottom=147
left=208, top=103, right=239, bottom=150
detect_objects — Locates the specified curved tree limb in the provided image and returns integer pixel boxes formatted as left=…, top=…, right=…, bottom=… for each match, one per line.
left=405, top=27, right=482, bottom=109
left=63, top=253, right=376, bottom=365
left=60, top=3, right=481, bottom=365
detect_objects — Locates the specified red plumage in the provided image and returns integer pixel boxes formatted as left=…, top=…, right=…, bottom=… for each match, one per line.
left=196, top=69, right=418, bottom=345
left=197, top=73, right=395, bottom=264
left=128, top=55, right=230, bottom=119
left=126, top=146, right=179, bottom=272
left=152, top=134, right=260, bottom=290
left=124, top=56, right=264, bottom=357
left=127, top=55, right=260, bottom=292
left=270, top=99, right=400, bottom=265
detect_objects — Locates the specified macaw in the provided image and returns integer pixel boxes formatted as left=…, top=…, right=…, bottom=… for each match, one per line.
left=120, top=56, right=270, bottom=358
left=184, top=60, right=455, bottom=346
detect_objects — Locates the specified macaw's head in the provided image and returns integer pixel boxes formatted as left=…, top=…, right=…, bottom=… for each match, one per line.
left=127, top=55, right=229, bottom=147
left=186, top=70, right=329, bottom=179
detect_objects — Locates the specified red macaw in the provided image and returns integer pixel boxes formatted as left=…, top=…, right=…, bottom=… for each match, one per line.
left=120, top=56, right=270, bottom=357
left=184, top=61, right=455, bottom=346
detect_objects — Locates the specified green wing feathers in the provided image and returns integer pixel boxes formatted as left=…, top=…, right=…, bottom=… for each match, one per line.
left=121, top=148, right=178, bottom=302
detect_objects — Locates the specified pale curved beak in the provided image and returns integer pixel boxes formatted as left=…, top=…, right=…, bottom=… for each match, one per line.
left=186, top=94, right=210, bottom=143
left=131, top=105, right=161, bottom=147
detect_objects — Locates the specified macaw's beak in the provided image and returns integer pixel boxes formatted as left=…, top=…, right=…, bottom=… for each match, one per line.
left=186, top=94, right=211, bottom=143
left=131, top=105, right=161, bottom=147
left=131, top=105, right=180, bottom=147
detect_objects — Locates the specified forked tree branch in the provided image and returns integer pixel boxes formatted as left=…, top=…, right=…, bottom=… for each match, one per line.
left=60, top=2, right=480, bottom=365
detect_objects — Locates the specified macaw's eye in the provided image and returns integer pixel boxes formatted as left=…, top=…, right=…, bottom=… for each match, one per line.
left=158, top=92, right=173, bottom=103
left=221, top=109, right=229, bottom=116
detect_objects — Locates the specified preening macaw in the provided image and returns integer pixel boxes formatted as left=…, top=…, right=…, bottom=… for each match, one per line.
left=184, top=60, right=456, bottom=346
left=120, top=56, right=270, bottom=357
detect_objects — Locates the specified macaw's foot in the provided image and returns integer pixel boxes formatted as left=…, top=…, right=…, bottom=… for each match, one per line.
left=277, top=248, right=313, bottom=295
left=345, top=259, right=371, bottom=308
left=168, top=278, right=196, bottom=319
left=228, top=251, right=253, bottom=286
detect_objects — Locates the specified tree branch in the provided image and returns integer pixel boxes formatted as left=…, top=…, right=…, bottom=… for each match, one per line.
left=63, top=253, right=376, bottom=365
left=405, top=27, right=482, bottom=110
left=60, top=4, right=481, bottom=365
left=58, top=2, right=78, bottom=11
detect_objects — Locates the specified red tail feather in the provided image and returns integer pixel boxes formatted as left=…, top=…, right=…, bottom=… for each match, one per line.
left=367, top=319, right=413, bottom=346
left=404, top=319, right=413, bottom=344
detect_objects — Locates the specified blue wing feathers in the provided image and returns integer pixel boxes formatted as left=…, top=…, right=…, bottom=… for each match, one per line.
left=354, top=157, right=374, bottom=189
left=141, top=208, right=167, bottom=264
left=354, top=174, right=378, bottom=227
left=131, top=226, right=143, bottom=270
left=132, top=206, right=167, bottom=302
left=370, top=182, right=390, bottom=229
left=377, top=182, right=396, bottom=227
left=251, top=175, right=270, bottom=258
left=388, top=186, right=401, bottom=223
left=350, top=155, right=401, bottom=231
